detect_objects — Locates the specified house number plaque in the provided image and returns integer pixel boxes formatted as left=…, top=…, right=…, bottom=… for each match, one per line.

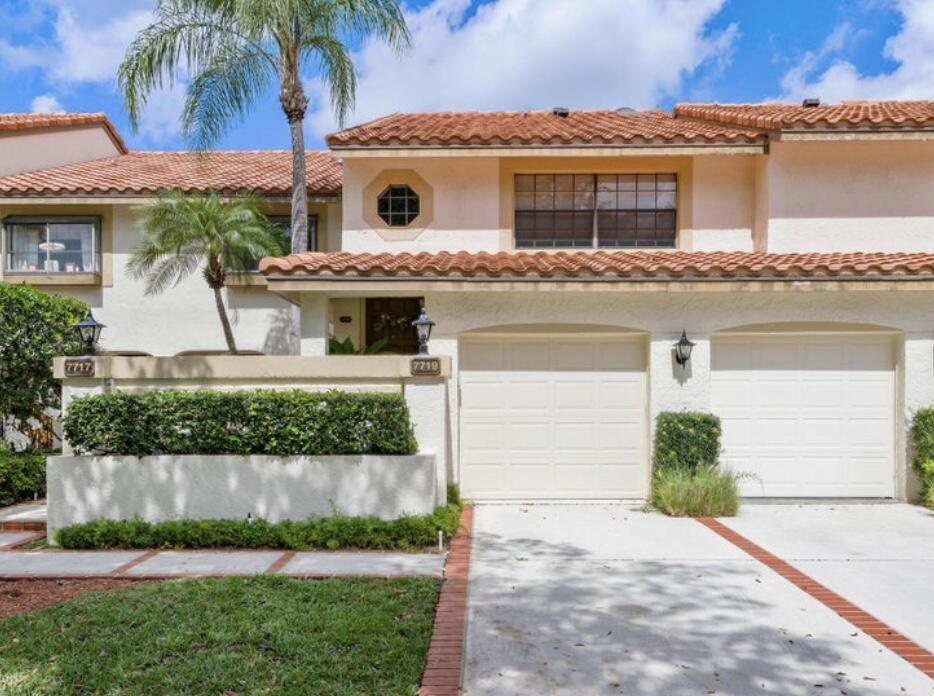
left=410, top=357, right=441, bottom=376
left=63, top=358, right=95, bottom=378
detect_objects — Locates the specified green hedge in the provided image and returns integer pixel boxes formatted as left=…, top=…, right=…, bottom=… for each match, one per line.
left=910, top=409, right=934, bottom=509
left=63, top=389, right=418, bottom=456
left=55, top=502, right=462, bottom=551
left=0, top=447, right=48, bottom=507
left=653, top=411, right=721, bottom=474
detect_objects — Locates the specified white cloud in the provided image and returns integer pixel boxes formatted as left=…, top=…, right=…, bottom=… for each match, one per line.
left=49, top=5, right=153, bottom=83
left=779, top=0, right=934, bottom=101
left=30, top=93, right=65, bottom=113
left=0, top=0, right=182, bottom=143
left=305, top=0, right=736, bottom=137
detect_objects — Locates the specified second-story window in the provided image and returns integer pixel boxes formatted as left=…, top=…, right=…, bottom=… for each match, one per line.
left=514, top=174, right=677, bottom=248
left=377, top=185, right=420, bottom=226
left=4, top=216, right=101, bottom=273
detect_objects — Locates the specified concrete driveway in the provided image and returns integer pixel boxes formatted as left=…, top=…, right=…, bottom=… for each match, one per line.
left=463, top=504, right=933, bottom=696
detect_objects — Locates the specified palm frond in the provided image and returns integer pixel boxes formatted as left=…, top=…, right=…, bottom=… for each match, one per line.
left=182, top=44, right=274, bottom=150
left=303, top=35, right=356, bottom=125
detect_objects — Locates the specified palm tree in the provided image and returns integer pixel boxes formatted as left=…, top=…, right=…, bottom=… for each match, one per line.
left=128, top=190, right=284, bottom=353
left=118, top=0, right=410, bottom=253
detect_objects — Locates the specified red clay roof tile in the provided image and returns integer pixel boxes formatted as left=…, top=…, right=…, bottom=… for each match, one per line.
left=259, top=250, right=934, bottom=280
left=674, top=101, right=934, bottom=130
left=0, top=151, right=341, bottom=196
left=326, top=110, right=766, bottom=147
left=0, top=112, right=128, bottom=153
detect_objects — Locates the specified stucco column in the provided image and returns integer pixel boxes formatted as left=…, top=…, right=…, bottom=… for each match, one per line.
left=902, top=333, right=934, bottom=500
left=298, top=294, right=328, bottom=356
left=403, top=376, right=449, bottom=507
left=648, top=331, right=712, bottom=427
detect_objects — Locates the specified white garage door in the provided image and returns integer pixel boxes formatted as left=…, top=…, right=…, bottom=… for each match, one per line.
left=459, top=335, right=648, bottom=500
left=712, top=335, right=895, bottom=497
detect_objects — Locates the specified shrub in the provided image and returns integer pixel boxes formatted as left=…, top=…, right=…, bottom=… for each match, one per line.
left=910, top=409, right=934, bottom=509
left=653, top=411, right=721, bottom=474
left=0, top=445, right=49, bottom=506
left=0, top=284, right=86, bottom=444
left=651, top=465, right=740, bottom=517
left=64, top=389, right=418, bottom=456
left=55, top=502, right=463, bottom=551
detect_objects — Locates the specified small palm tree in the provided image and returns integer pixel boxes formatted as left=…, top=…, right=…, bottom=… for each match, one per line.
left=128, top=190, right=284, bottom=353
left=118, top=0, right=410, bottom=253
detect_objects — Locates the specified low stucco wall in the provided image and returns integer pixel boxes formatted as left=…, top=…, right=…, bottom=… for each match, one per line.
left=47, top=454, right=439, bottom=540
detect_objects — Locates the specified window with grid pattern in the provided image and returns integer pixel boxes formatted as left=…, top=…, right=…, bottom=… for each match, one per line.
left=514, top=174, right=677, bottom=248
left=377, top=185, right=420, bottom=227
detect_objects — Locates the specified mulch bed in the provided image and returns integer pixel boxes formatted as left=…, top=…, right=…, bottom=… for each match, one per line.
left=0, top=579, right=153, bottom=618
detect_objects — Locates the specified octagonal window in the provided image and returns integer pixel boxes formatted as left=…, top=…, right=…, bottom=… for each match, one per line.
left=377, top=185, right=420, bottom=227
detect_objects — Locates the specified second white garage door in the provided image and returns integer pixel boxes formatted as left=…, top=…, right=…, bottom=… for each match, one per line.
left=459, top=334, right=648, bottom=500
left=712, top=334, right=895, bottom=498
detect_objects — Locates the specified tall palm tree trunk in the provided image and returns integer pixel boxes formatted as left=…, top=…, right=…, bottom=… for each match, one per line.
left=288, top=117, right=309, bottom=254
left=281, top=64, right=310, bottom=255
left=212, top=285, right=238, bottom=354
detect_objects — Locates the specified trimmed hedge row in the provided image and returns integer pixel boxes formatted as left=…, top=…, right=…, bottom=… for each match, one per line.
left=0, top=447, right=48, bottom=507
left=55, top=502, right=462, bottom=551
left=910, top=409, right=934, bottom=509
left=653, top=411, right=722, bottom=474
left=64, top=389, right=418, bottom=457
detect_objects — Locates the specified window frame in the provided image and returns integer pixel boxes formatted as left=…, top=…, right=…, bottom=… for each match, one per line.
left=513, top=173, right=678, bottom=250
left=3, top=215, right=102, bottom=274
left=267, top=214, right=319, bottom=253
left=377, top=184, right=421, bottom=228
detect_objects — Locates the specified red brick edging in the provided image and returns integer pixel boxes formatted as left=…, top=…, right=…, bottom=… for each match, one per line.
left=420, top=505, right=473, bottom=696
left=0, top=520, right=45, bottom=533
left=698, top=517, right=934, bottom=678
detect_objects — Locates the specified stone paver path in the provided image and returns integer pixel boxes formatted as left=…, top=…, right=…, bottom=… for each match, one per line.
left=0, top=548, right=445, bottom=578
left=0, top=531, right=42, bottom=549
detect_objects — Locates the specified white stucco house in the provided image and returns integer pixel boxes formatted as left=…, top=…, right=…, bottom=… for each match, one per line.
left=4, top=101, right=934, bottom=503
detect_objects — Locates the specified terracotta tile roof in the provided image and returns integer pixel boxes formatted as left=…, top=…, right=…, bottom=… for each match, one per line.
left=0, top=112, right=128, bottom=153
left=674, top=101, right=934, bottom=130
left=260, top=250, right=934, bottom=280
left=0, top=151, right=342, bottom=197
left=326, top=110, right=766, bottom=147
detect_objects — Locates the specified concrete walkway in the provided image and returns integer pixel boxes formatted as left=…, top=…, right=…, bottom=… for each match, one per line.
left=0, top=548, right=445, bottom=578
left=463, top=504, right=933, bottom=696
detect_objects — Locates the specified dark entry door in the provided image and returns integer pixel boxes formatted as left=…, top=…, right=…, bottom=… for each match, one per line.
left=366, top=298, right=422, bottom=354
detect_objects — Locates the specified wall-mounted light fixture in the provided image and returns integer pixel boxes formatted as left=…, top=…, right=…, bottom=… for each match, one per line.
left=75, top=310, right=105, bottom=356
left=673, top=329, right=695, bottom=369
left=411, top=308, right=435, bottom=355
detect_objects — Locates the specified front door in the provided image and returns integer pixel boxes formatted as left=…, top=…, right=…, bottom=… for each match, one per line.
left=366, top=298, right=422, bottom=354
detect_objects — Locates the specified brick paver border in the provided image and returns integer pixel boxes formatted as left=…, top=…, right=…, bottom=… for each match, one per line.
left=419, top=505, right=473, bottom=696
left=698, top=517, right=934, bottom=678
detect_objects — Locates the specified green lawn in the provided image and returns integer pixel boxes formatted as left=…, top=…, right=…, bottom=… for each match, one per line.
left=0, top=576, right=439, bottom=696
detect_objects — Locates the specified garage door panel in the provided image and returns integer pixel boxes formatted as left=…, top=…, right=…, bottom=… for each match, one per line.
left=460, top=335, right=648, bottom=500
left=712, top=335, right=894, bottom=498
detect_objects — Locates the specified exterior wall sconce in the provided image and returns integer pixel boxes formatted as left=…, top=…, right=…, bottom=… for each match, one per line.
left=75, top=309, right=105, bottom=356
left=412, top=307, right=435, bottom=355
left=674, top=329, right=695, bottom=369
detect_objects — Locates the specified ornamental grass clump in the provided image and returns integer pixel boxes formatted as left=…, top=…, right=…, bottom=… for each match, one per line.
left=651, top=464, right=741, bottom=517
left=651, top=411, right=740, bottom=517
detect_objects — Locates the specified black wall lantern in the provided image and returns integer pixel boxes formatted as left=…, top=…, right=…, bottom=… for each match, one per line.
left=674, top=329, right=695, bottom=369
left=411, top=308, right=435, bottom=355
left=75, top=310, right=105, bottom=356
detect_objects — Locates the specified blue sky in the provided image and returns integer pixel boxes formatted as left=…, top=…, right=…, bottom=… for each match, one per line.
left=0, top=0, right=927, bottom=151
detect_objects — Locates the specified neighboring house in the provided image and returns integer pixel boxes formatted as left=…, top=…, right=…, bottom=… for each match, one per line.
left=0, top=114, right=342, bottom=355
left=5, top=101, right=934, bottom=503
